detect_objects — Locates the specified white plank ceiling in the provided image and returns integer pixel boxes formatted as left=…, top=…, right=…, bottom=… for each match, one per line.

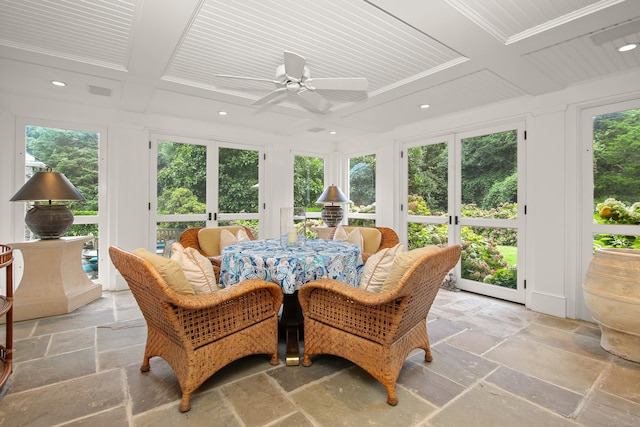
left=1, top=0, right=640, bottom=141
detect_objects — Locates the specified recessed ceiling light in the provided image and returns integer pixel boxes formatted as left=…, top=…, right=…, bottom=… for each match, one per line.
left=420, top=104, right=430, bottom=109
left=51, top=80, right=66, bottom=87
left=218, top=111, right=228, bottom=116
left=330, top=131, right=337, bottom=135
left=618, top=43, right=638, bottom=52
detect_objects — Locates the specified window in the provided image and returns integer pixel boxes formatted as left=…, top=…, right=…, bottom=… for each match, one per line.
left=18, top=122, right=103, bottom=279
left=348, top=154, right=376, bottom=226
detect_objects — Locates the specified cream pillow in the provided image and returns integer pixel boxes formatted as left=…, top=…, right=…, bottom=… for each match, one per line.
left=359, top=244, right=404, bottom=292
left=380, top=245, right=441, bottom=293
left=132, top=248, right=195, bottom=296
left=171, top=242, right=219, bottom=294
left=219, top=228, right=251, bottom=252
left=333, top=226, right=364, bottom=252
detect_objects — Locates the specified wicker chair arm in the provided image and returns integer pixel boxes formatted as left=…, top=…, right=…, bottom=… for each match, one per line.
left=170, top=279, right=283, bottom=310
left=299, top=278, right=399, bottom=311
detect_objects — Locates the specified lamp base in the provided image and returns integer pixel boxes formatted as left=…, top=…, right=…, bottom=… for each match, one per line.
left=321, top=205, right=344, bottom=227
left=25, top=204, right=74, bottom=239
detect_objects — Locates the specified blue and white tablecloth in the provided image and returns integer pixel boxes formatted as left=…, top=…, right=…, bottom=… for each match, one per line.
left=220, top=239, right=363, bottom=294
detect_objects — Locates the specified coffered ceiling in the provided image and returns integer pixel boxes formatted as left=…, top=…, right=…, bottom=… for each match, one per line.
left=1, top=0, right=640, bottom=141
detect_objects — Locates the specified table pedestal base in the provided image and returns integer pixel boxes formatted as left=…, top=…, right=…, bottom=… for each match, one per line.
left=281, top=292, right=304, bottom=366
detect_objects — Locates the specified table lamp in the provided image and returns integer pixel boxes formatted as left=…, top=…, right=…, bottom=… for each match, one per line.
left=10, top=169, right=86, bottom=239
left=316, top=184, right=349, bottom=227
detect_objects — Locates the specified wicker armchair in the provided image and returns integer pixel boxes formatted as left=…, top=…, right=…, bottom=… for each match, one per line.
left=109, top=246, right=283, bottom=412
left=178, top=226, right=256, bottom=280
left=298, top=244, right=461, bottom=406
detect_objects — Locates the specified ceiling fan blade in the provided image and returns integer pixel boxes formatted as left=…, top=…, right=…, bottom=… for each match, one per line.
left=215, top=74, right=277, bottom=84
left=283, top=51, right=306, bottom=81
left=298, top=89, right=331, bottom=112
left=252, top=88, right=287, bottom=106
left=305, top=77, right=369, bottom=91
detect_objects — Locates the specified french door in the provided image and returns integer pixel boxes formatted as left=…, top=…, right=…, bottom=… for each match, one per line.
left=150, top=134, right=263, bottom=253
left=403, top=122, right=526, bottom=303
left=579, top=100, right=640, bottom=318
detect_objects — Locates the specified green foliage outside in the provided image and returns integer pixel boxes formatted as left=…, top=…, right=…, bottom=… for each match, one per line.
left=408, top=195, right=517, bottom=289
left=26, top=126, right=99, bottom=214
left=294, top=155, right=325, bottom=208
left=593, top=198, right=640, bottom=249
left=349, top=155, right=376, bottom=212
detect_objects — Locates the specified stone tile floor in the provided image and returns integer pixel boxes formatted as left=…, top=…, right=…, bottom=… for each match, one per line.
left=1, top=289, right=639, bottom=426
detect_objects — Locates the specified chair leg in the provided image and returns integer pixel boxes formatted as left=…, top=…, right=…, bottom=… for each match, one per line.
left=386, top=386, right=398, bottom=406
left=302, top=354, right=312, bottom=367
left=179, top=393, right=191, bottom=412
left=424, top=346, right=433, bottom=362
left=270, top=352, right=279, bottom=365
left=140, top=354, right=150, bottom=372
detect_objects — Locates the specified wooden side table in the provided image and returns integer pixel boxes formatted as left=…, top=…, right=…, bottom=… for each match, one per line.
left=10, top=236, right=102, bottom=321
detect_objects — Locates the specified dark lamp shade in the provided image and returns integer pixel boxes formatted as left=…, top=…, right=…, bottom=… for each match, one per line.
left=316, top=185, right=349, bottom=205
left=10, top=171, right=86, bottom=202
left=10, top=171, right=85, bottom=239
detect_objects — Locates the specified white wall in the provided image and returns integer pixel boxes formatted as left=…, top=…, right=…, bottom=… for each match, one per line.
left=2, top=70, right=640, bottom=317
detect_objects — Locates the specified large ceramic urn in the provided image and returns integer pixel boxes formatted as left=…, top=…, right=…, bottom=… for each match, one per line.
left=583, top=248, right=640, bottom=362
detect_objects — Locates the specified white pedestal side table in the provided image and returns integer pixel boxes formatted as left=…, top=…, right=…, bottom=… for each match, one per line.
left=10, top=236, right=102, bottom=321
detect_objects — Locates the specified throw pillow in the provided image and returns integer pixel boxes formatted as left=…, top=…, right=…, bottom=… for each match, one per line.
left=333, top=226, right=364, bottom=252
left=171, top=242, right=219, bottom=294
left=380, top=245, right=441, bottom=293
left=219, top=228, right=251, bottom=252
left=359, top=243, right=404, bottom=292
left=132, top=248, right=195, bottom=295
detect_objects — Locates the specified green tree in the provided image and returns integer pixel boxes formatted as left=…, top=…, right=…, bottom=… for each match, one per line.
left=294, top=155, right=324, bottom=209
left=349, top=155, right=376, bottom=210
left=219, top=147, right=259, bottom=213
left=26, top=126, right=99, bottom=213
left=461, top=130, right=517, bottom=210
left=407, top=143, right=448, bottom=213
left=593, top=109, right=640, bottom=205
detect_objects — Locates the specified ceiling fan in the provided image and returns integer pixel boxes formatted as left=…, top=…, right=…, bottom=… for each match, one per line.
left=215, top=51, right=369, bottom=113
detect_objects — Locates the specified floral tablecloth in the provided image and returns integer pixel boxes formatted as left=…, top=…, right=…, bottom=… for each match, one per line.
left=219, top=239, right=363, bottom=294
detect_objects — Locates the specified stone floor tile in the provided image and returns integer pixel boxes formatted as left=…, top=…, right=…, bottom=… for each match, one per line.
left=0, top=370, right=125, bottom=427
left=597, top=358, right=640, bottom=404
left=576, top=389, right=640, bottom=427
left=8, top=347, right=96, bottom=393
left=426, top=318, right=467, bottom=344
left=221, top=373, right=297, bottom=427
left=96, top=318, right=147, bottom=352
left=445, top=329, right=504, bottom=355
left=485, top=336, right=606, bottom=393
left=428, top=383, right=577, bottom=427
left=98, top=342, right=145, bottom=371
left=127, top=357, right=183, bottom=415
left=414, top=342, right=498, bottom=387
left=269, top=411, right=316, bottom=427
left=48, top=327, right=95, bottom=356
left=12, top=334, right=50, bottom=363
left=535, top=313, right=583, bottom=331
left=133, top=389, right=242, bottom=426
left=517, top=322, right=612, bottom=361
left=62, top=405, right=129, bottom=426
left=268, top=354, right=352, bottom=392
left=397, top=359, right=466, bottom=407
left=486, top=366, right=583, bottom=416
left=33, top=307, right=116, bottom=336
left=291, top=367, right=436, bottom=426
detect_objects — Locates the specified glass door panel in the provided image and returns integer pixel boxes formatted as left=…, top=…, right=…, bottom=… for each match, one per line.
left=406, top=140, right=450, bottom=249
left=457, top=126, right=524, bottom=302
left=218, top=147, right=261, bottom=237
left=348, top=154, right=376, bottom=226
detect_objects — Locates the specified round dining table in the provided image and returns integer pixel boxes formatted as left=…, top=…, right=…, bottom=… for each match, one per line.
left=219, top=238, right=364, bottom=365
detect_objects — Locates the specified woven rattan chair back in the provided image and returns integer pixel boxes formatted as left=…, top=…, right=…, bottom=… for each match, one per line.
left=299, top=244, right=461, bottom=406
left=109, top=246, right=282, bottom=412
